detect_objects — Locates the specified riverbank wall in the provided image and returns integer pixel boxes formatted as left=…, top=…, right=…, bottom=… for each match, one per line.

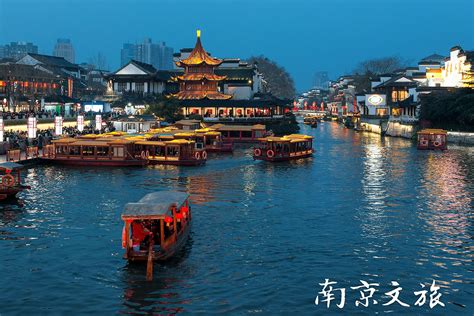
left=385, top=121, right=417, bottom=139
left=448, top=131, right=474, bottom=145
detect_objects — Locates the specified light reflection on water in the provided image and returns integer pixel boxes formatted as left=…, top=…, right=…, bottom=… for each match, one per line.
left=0, top=122, right=472, bottom=314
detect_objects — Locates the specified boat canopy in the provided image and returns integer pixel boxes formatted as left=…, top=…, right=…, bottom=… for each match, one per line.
left=121, top=192, right=189, bottom=220
left=417, top=129, right=447, bottom=135
left=0, top=162, right=23, bottom=171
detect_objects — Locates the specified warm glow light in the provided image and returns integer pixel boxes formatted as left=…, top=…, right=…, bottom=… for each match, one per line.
left=197, top=29, right=201, bottom=38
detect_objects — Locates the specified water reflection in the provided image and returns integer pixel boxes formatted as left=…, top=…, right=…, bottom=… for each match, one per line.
left=121, top=238, right=194, bottom=314
left=0, top=122, right=472, bottom=314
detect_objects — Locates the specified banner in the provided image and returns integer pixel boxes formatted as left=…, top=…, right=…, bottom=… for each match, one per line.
left=0, top=117, right=3, bottom=142
left=77, top=115, right=84, bottom=132
left=95, top=115, right=102, bottom=131
left=55, top=116, right=63, bottom=136
left=27, top=117, right=37, bottom=139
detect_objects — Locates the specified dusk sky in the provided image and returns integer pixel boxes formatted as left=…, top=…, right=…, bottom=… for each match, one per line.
left=1, top=0, right=473, bottom=91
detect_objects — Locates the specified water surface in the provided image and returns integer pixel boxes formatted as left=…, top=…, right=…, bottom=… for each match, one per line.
left=1, top=122, right=472, bottom=314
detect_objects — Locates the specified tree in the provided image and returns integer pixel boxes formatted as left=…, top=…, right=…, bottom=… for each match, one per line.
left=246, top=56, right=296, bottom=99
left=144, top=95, right=184, bottom=123
left=352, top=56, right=407, bottom=94
left=419, top=88, right=474, bottom=132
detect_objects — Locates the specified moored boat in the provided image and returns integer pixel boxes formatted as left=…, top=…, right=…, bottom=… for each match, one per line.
left=0, top=162, right=30, bottom=200
left=253, top=134, right=314, bottom=162
left=134, top=139, right=206, bottom=166
left=43, top=138, right=146, bottom=166
left=417, top=129, right=448, bottom=150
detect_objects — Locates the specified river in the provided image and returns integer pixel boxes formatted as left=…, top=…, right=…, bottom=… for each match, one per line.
left=0, top=122, right=472, bottom=315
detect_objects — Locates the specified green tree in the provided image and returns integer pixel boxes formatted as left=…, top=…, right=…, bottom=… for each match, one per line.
left=145, top=95, right=184, bottom=123
left=420, top=88, right=474, bottom=131
left=246, top=56, right=296, bottom=99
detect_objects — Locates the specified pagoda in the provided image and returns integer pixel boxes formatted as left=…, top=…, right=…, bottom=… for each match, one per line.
left=172, top=30, right=232, bottom=100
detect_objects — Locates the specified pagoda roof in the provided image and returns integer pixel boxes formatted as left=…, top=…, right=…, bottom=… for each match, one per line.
left=176, top=31, right=222, bottom=67
left=171, top=91, right=232, bottom=100
left=175, top=73, right=227, bottom=81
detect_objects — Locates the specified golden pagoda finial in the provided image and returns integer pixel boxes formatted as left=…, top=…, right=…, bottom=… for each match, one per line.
left=197, top=29, right=201, bottom=38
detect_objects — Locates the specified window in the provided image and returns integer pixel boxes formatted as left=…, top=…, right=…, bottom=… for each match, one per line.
left=135, top=82, right=144, bottom=92
left=117, top=82, right=127, bottom=92
left=391, top=89, right=408, bottom=102
left=97, top=146, right=109, bottom=156
left=113, top=147, right=124, bottom=157
left=82, top=146, right=95, bottom=156
left=167, top=146, right=179, bottom=157
left=376, top=108, right=388, bottom=116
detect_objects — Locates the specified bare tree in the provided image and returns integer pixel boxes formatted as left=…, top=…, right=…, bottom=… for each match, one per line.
left=352, top=56, right=408, bottom=93
left=247, top=55, right=296, bottom=99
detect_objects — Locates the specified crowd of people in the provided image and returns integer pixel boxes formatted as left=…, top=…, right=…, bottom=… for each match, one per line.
left=1, top=110, right=58, bottom=120
left=2, top=122, right=116, bottom=151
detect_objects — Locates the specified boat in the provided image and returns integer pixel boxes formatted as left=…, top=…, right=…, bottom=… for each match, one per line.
left=134, top=139, right=206, bottom=166
left=43, top=138, right=146, bottom=166
left=193, top=129, right=233, bottom=153
left=121, top=192, right=192, bottom=280
left=253, top=134, right=314, bottom=162
left=417, top=129, right=448, bottom=150
left=0, top=162, right=30, bottom=200
left=208, top=124, right=269, bottom=143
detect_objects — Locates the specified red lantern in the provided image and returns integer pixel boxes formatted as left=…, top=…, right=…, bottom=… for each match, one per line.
left=164, top=216, right=173, bottom=224
left=175, top=213, right=183, bottom=221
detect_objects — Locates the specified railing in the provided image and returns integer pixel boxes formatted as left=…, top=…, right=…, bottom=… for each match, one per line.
left=42, top=145, right=55, bottom=158
left=25, top=146, right=39, bottom=158
left=7, top=149, right=21, bottom=162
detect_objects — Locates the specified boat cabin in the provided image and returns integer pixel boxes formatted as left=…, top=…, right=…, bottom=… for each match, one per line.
left=47, top=138, right=146, bottom=166
left=209, top=124, right=267, bottom=142
left=121, top=192, right=192, bottom=262
left=417, top=129, right=448, bottom=150
left=0, top=162, right=30, bottom=200
left=134, top=139, right=206, bottom=166
left=253, top=134, right=314, bottom=162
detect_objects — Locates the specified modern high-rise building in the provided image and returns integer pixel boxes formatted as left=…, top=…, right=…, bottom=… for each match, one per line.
left=120, top=43, right=136, bottom=67
left=120, top=39, right=174, bottom=70
left=1, top=41, right=38, bottom=60
left=53, top=39, right=75, bottom=63
left=314, top=71, right=330, bottom=89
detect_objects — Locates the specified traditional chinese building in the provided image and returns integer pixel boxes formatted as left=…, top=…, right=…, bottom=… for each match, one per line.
left=172, top=31, right=290, bottom=119
left=171, top=30, right=231, bottom=102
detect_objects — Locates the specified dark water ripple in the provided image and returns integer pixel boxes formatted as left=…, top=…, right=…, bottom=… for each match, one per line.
left=0, top=122, right=472, bottom=315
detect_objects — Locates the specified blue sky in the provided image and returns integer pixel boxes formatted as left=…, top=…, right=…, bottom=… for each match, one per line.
left=1, top=0, right=473, bottom=91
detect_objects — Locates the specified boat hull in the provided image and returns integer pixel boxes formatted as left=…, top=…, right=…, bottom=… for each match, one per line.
left=126, top=221, right=192, bottom=262
left=147, top=159, right=205, bottom=166
left=0, top=187, right=24, bottom=200
left=254, top=151, right=313, bottom=162
left=42, top=158, right=147, bottom=167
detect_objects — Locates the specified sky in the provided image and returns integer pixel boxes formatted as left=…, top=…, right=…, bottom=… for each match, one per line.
left=1, top=0, right=473, bottom=92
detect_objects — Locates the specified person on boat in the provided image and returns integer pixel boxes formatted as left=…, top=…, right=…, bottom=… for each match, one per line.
left=131, top=221, right=151, bottom=251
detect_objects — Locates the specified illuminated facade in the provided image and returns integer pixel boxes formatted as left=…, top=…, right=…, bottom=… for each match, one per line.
left=442, top=46, right=473, bottom=88
left=171, top=30, right=232, bottom=101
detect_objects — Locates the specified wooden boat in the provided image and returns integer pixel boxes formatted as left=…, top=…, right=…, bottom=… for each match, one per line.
left=0, top=162, right=30, bottom=200
left=208, top=124, right=268, bottom=143
left=134, top=139, right=206, bottom=166
left=253, top=134, right=314, bottom=162
left=121, top=192, right=192, bottom=280
left=43, top=138, right=146, bottom=166
left=193, top=129, right=233, bottom=153
left=417, top=129, right=448, bottom=150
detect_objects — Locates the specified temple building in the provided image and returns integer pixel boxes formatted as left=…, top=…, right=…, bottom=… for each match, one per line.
left=171, top=30, right=290, bottom=118
left=171, top=30, right=232, bottom=102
